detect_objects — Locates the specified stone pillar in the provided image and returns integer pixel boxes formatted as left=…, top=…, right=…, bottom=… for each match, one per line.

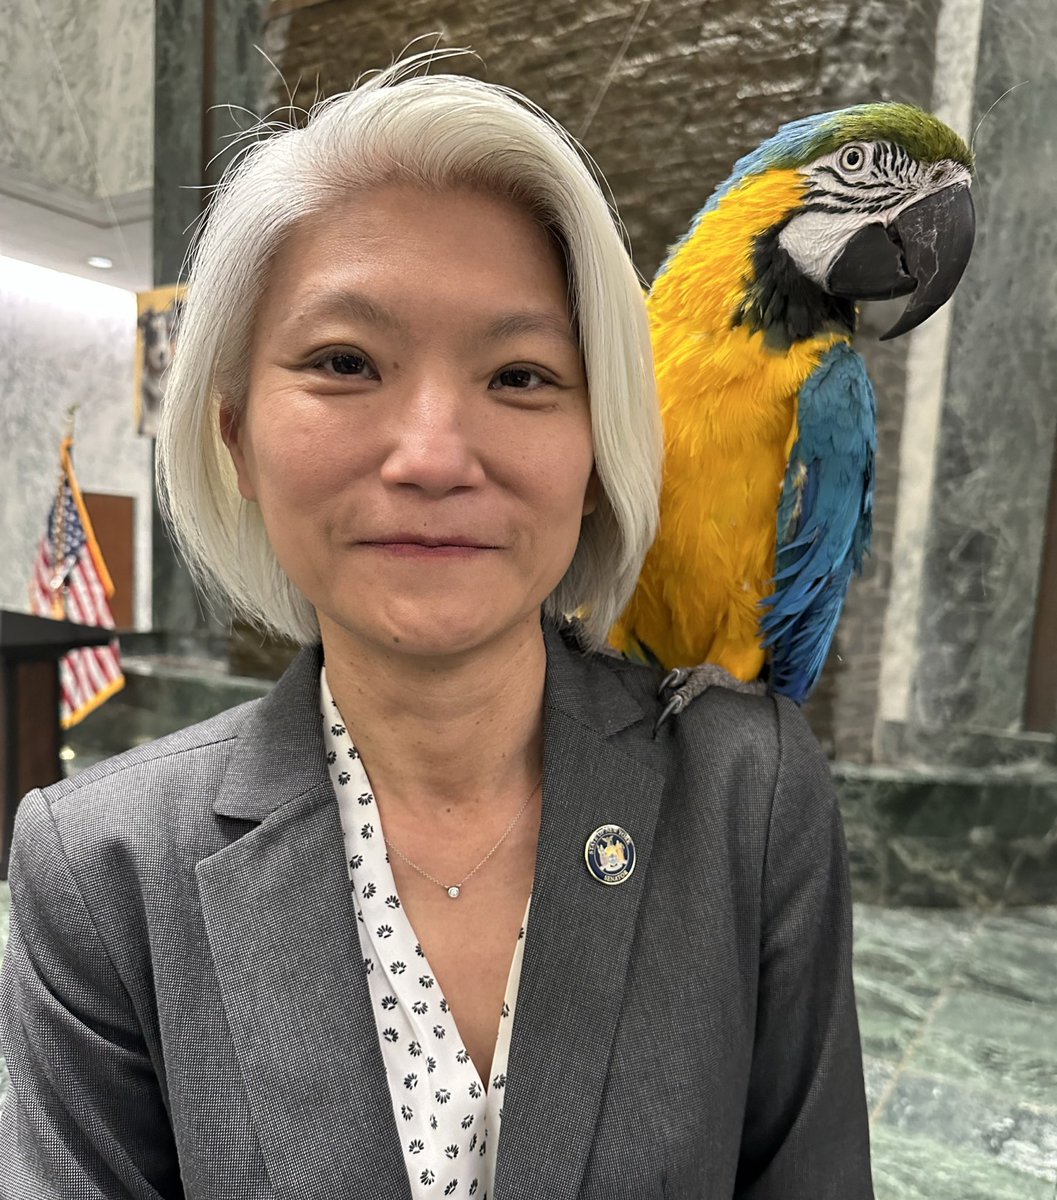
left=879, top=0, right=1057, bottom=765
left=150, top=0, right=268, bottom=641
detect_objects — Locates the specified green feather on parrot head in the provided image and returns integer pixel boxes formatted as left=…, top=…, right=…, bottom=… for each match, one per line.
left=759, top=102, right=973, bottom=173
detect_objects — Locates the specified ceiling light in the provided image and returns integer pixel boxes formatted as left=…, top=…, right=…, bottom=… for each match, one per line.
left=87, top=255, right=113, bottom=269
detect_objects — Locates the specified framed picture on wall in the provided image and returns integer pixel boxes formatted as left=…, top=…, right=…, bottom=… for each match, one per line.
left=134, top=283, right=185, bottom=438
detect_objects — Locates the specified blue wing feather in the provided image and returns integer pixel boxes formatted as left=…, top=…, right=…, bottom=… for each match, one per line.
left=760, top=342, right=876, bottom=703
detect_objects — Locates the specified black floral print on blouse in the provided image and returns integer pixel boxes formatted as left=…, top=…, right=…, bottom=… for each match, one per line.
left=321, top=668, right=529, bottom=1200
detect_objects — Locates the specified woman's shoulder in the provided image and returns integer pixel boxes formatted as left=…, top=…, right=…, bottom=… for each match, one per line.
left=34, top=645, right=324, bottom=826
left=44, top=700, right=254, bottom=804
left=13, top=699, right=262, bottom=880
left=554, top=620, right=786, bottom=751
left=554, top=624, right=829, bottom=813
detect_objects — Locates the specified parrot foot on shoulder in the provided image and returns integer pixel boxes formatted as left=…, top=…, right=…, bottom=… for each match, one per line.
left=654, top=663, right=768, bottom=735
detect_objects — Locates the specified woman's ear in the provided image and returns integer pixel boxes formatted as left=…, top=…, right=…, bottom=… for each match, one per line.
left=219, top=402, right=257, bottom=502
left=582, top=465, right=600, bottom=517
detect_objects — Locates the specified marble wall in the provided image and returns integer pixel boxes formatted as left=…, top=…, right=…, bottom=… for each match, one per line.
left=0, top=258, right=153, bottom=629
left=897, top=0, right=1057, bottom=755
left=96, top=0, right=154, bottom=199
left=876, top=0, right=985, bottom=734
left=837, top=761, right=1057, bottom=907
left=152, top=0, right=205, bottom=288
left=0, top=0, right=152, bottom=201
left=0, top=0, right=97, bottom=194
left=150, top=0, right=270, bottom=637
left=153, top=0, right=269, bottom=283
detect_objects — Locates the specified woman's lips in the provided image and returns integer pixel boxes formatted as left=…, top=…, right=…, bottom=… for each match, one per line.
left=360, top=541, right=498, bottom=558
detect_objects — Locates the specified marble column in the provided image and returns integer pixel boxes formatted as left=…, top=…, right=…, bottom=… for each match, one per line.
left=152, top=0, right=205, bottom=288
left=150, top=0, right=268, bottom=639
left=890, top=0, right=1057, bottom=764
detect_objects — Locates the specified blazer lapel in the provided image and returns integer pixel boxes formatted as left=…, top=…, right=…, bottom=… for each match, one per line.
left=196, top=647, right=412, bottom=1200
left=494, top=625, right=666, bottom=1200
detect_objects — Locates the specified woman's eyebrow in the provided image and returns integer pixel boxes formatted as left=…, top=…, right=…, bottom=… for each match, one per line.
left=481, top=311, right=577, bottom=345
left=283, top=291, right=410, bottom=333
left=280, top=293, right=575, bottom=347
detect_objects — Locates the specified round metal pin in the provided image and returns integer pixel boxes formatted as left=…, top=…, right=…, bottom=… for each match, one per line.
left=584, top=824, right=636, bottom=886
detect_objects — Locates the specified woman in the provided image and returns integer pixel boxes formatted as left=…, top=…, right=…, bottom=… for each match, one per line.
left=0, top=53, right=873, bottom=1200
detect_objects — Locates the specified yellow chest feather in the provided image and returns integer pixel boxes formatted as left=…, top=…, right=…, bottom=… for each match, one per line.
left=613, top=169, right=847, bottom=671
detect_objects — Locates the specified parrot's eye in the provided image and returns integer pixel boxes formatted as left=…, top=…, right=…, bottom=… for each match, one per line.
left=838, top=143, right=869, bottom=173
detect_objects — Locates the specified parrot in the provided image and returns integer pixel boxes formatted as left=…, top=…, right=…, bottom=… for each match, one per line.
left=607, top=103, right=975, bottom=722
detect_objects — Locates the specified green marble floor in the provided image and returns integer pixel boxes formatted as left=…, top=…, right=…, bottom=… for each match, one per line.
left=0, top=882, right=1054, bottom=1196
left=857, top=904, right=1057, bottom=1198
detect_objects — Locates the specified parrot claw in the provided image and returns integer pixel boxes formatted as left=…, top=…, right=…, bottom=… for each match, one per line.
left=657, top=667, right=691, bottom=697
left=654, top=663, right=768, bottom=735
left=656, top=692, right=687, bottom=730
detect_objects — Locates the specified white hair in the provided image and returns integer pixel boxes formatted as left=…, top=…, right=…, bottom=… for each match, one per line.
left=157, top=49, right=661, bottom=649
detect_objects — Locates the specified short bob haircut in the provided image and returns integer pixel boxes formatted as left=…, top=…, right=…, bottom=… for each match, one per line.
left=157, top=50, right=662, bottom=650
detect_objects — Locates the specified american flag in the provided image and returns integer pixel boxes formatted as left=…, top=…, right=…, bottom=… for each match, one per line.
left=28, top=438, right=125, bottom=728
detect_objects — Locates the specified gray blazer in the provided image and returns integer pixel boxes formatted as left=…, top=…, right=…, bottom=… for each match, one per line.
left=0, top=620, right=873, bottom=1200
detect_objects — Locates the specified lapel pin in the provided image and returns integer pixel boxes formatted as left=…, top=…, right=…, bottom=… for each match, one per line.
left=585, top=825, right=636, bottom=886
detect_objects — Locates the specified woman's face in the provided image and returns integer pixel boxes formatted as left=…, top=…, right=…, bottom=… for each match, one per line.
left=225, top=184, right=597, bottom=661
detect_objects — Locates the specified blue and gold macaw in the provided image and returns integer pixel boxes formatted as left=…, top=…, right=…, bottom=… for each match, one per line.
left=609, top=103, right=975, bottom=718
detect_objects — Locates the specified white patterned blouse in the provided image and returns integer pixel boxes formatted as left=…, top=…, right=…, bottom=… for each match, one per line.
left=321, top=668, right=530, bottom=1200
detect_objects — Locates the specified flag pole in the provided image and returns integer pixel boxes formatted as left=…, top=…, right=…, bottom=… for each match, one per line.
left=64, top=402, right=79, bottom=449
left=50, top=405, right=81, bottom=618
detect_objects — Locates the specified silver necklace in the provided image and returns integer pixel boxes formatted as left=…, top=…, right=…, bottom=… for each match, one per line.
left=383, top=776, right=541, bottom=899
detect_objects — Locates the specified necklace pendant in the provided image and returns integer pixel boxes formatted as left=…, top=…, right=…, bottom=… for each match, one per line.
left=447, top=886, right=461, bottom=899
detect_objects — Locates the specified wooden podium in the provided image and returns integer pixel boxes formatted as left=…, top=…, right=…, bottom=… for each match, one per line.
left=0, top=610, right=112, bottom=879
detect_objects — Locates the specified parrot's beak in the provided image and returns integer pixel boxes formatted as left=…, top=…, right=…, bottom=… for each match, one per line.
left=825, top=183, right=976, bottom=340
